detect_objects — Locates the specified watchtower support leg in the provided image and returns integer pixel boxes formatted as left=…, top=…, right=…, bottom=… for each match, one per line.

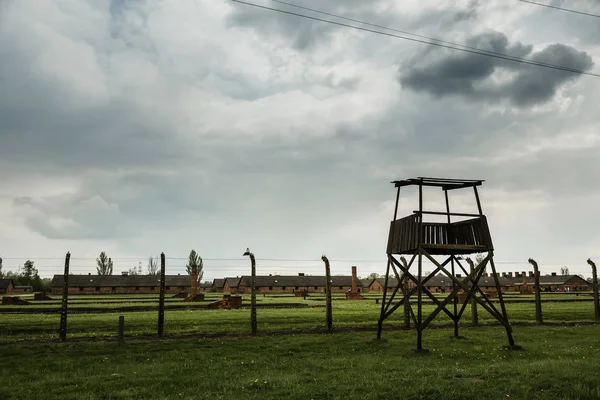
left=416, top=249, right=424, bottom=350
left=489, top=257, right=515, bottom=347
left=376, top=258, right=392, bottom=340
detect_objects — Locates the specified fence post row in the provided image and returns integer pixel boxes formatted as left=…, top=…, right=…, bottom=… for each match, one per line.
left=59, top=252, right=71, bottom=342
left=158, top=252, right=166, bottom=337
left=322, top=255, right=333, bottom=332
left=47, top=251, right=600, bottom=342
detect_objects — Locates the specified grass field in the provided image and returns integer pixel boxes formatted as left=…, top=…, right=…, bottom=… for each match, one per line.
left=1, top=325, right=600, bottom=399
left=0, top=293, right=597, bottom=343
left=2, top=293, right=600, bottom=399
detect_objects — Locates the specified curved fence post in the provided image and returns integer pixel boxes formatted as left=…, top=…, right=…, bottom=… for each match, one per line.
left=244, top=248, right=257, bottom=334
left=322, top=255, right=333, bottom=332
left=587, top=259, right=600, bottom=322
left=528, top=258, right=543, bottom=324
left=59, top=252, right=71, bottom=342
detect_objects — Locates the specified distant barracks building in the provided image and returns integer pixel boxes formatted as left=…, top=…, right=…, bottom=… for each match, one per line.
left=50, top=273, right=363, bottom=295
left=223, top=274, right=358, bottom=294
left=50, top=269, right=590, bottom=295
left=50, top=273, right=200, bottom=295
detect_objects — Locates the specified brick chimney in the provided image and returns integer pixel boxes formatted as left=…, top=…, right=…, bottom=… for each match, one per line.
left=551, top=272, right=557, bottom=276
left=529, top=271, right=534, bottom=277
left=351, top=266, right=359, bottom=293
left=508, top=272, right=513, bottom=278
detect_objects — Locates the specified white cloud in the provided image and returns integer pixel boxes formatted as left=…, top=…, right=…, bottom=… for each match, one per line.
left=1, top=0, right=600, bottom=280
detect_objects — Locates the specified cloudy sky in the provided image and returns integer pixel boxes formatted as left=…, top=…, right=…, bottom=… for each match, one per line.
left=1, top=0, right=600, bottom=280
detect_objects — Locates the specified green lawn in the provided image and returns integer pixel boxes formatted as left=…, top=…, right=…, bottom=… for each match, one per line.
left=1, top=325, right=600, bottom=399
left=0, top=295, right=596, bottom=343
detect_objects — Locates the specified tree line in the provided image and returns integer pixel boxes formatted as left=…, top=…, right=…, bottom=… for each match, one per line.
left=0, top=256, right=50, bottom=292
left=95, top=250, right=204, bottom=283
left=0, top=249, right=205, bottom=292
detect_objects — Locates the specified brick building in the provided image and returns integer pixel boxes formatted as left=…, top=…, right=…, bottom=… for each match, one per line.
left=365, top=274, right=513, bottom=294
left=0, top=279, right=14, bottom=294
left=211, top=279, right=225, bottom=292
left=50, top=274, right=192, bottom=295
left=510, top=272, right=589, bottom=292
left=13, top=285, right=33, bottom=293
left=223, top=277, right=241, bottom=293
left=222, top=274, right=359, bottom=294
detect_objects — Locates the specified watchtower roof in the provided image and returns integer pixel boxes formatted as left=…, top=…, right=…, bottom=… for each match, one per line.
left=392, top=177, right=484, bottom=190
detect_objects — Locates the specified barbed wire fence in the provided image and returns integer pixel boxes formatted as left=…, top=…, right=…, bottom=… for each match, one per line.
left=0, top=251, right=599, bottom=343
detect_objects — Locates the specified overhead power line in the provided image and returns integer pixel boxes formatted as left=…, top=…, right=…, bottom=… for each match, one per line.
left=519, top=0, right=600, bottom=19
left=270, top=0, right=562, bottom=67
left=230, top=0, right=600, bottom=78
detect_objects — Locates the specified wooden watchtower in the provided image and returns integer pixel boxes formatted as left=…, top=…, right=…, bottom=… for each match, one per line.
left=376, top=177, right=517, bottom=351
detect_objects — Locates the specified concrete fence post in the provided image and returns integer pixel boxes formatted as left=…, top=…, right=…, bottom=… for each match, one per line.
left=587, top=259, right=600, bottom=322
left=59, top=252, right=71, bottom=342
left=528, top=258, right=543, bottom=324
left=322, top=255, right=333, bottom=332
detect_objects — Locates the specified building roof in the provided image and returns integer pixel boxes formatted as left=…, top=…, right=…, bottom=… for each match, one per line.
left=233, top=275, right=358, bottom=288
left=360, top=279, right=373, bottom=288
left=51, top=274, right=191, bottom=287
left=224, top=277, right=241, bottom=288
left=392, top=177, right=483, bottom=190
left=212, top=279, right=225, bottom=288
left=512, top=274, right=588, bottom=286
left=199, top=282, right=213, bottom=288
left=0, top=279, right=14, bottom=289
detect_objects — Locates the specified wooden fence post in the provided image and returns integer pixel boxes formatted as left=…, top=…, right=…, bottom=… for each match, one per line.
left=118, top=316, right=125, bottom=344
left=587, top=259, right=600, bottom=322
left=322, top=255, right=333, bottom=332
left=158, top=252, right=165, bottom=337
left=466, top=257, right=478, bottom=325
left=244, top=248, right=257, bottom=334
left=59, top=252, right=71, bottom=342
left=528, top=258, right=543, bottom=324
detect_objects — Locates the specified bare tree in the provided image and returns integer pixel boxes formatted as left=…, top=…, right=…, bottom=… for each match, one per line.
left=0, top=255, right=3, bottom=278
left=147, top=256, right=159, bottom=275
left=96, top=252, right=113, bottom=275
left=127, top=267, right=139, bottom=275
left=475, top=253, right=486, bottom=267
left=560, top=266, right=570, bottom=276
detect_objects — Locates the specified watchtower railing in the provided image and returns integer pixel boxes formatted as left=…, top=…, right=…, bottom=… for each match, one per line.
left=386, top=214, right=493, bottom=254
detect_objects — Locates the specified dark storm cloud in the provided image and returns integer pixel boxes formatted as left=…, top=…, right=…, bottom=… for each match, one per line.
left=399, top=31, right=594, bottom=106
